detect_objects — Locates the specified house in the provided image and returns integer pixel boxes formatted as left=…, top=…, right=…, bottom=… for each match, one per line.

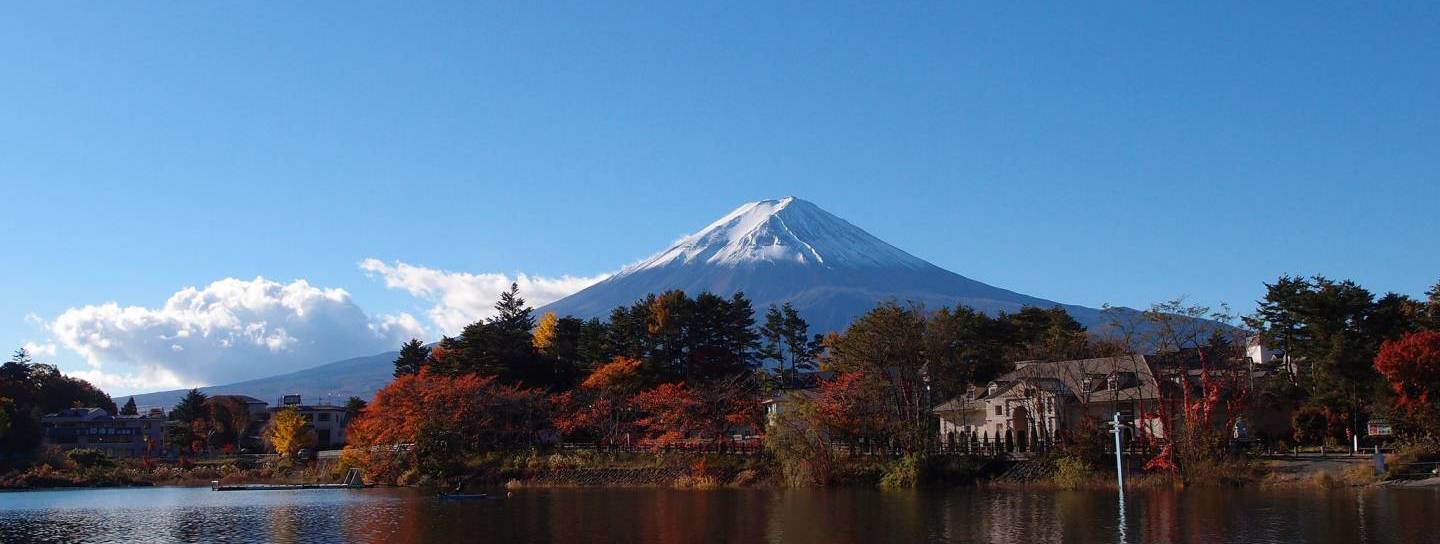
left=761, top=371, right=832, bottom=427
left=269, top=395, right=351, bottom=450
left=932, top=356, right=1164, bottom=449
left=209, top=394, right=271, bottom=452
left=41, top=407, right=168, bottom=459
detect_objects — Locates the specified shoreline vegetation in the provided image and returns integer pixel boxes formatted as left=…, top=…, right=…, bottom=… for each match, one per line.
left=5, top=449, right=1434, bottom=493
left=4, top=275, right=1440, bottom=496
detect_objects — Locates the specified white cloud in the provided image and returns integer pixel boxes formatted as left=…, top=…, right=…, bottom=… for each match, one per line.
left=45, top=276, right=427, bottom=391
left=360, top=258, right=608, bottom=334
left=22, top=342, right=57, bottom=357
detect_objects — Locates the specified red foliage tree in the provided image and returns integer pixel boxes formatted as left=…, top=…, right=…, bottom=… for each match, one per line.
left=343, top=369, right=547, bottom=482
left=551, top=357, right=644, bottom=446
left=813, top=370, right=892, bottom=446
left=1374, top=330, right=1440, bottom=431
left=631, top=373, right=760, bottom=450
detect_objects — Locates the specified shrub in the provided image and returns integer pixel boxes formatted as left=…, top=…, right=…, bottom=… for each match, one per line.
left=65, top=449, right=113, bottom=469
left=1053, top=456, right=1097, bottom=490
left=879, top=455, right=920, bottom=489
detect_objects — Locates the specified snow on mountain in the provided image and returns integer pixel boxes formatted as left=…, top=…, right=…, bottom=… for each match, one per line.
left=628, top=197, right=930, bottom=271
left=542, top=196, right=1114, bottom=333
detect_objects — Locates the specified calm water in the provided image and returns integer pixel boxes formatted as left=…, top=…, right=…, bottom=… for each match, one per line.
left=0, top=485, right=1437, bottom=543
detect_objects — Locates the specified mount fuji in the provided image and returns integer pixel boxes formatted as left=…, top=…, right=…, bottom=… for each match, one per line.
left=125, top=197, right=1124, bottom=408
left=540, top=197, right=1114, bottom=333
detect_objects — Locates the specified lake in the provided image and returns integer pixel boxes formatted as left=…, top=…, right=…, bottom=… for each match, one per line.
left=0, top=485, right=1437, bottom=543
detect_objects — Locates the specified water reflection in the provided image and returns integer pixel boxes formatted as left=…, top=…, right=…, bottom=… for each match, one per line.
left=0, top=485, right=1436, bottom=543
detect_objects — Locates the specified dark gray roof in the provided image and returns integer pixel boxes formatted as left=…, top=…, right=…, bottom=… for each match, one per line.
left=936, top=356, right=1161, bottom=410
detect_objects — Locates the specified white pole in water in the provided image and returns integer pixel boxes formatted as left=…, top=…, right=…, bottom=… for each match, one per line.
left=1113, top=412, right=1125, bottom=490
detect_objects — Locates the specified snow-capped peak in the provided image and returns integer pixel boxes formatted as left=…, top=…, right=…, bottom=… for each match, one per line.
left=625, top=197, right=931, bottom=272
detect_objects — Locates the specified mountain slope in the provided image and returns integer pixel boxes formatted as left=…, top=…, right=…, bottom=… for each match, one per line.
left=541, top=197, right=1115, bottom=333
left=123, top=351, right=398, bottom=412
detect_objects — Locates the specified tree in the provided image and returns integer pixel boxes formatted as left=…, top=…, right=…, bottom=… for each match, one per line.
left=168, top=389, right=210, bottom=454
left=1374, top=330, right=1440, bottom=433
left=532, top=312, right=560, bottom=354
left=0, top=348, right=115, bottom=455
left=813, top=369, right=894, bottom=447
left=344, top=396, right=368, bottom=420
left=205, top=396, right=252, bottom=451
left=343, top=370, right=548, bottom=483
left=266, top=407, right=315, bottom=459
left=552, top=357, right=644, bottom=445
left=393, top=338, right=430, bottom=377
left=0, top=397, right=12, bottom=442
left=829, top=302, right=931, bottom=452
left=170, top=389, right=208, bottom=424
left=761, top=303, right=820, bottom=387
left=1245, top=276, right=1422, bottom=440
left=120, top=397, right=138, bottom=416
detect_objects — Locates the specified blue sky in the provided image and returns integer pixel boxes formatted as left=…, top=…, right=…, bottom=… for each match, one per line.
left=2, top=3, right=1437, bottom=395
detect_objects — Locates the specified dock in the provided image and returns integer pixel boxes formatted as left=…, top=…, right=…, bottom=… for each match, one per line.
left=211, top=468, right=367, bottom=491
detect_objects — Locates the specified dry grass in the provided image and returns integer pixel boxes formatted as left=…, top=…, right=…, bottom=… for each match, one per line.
left=671, top=474, right=720, bottom=490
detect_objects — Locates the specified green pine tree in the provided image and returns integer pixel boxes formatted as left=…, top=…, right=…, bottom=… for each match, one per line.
left=393, top=338, right=430, bottom=377
left=120, top=396, right=138, bottom=416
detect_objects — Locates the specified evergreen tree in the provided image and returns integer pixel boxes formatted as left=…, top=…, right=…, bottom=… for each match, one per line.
left=392, top=338, right=430, bottom=377
left=344, top=396, right=368, bottom=419
left=492, top=282, right=536, bottom=334
left=1423, top=279, right=1440, bottom=329
left=760, top=306, right=786, bottom=374
left=120, top=396, right=138, bottom=416
left=761, top=303, right=819, bottom=387
left=171, top=389, right=208, bottom=424
left=780, top=303, right=820, bottom=373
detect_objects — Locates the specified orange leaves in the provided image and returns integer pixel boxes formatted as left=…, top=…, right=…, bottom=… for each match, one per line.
left=814, top=370, right=892, bottom=440
left=580, top=357, right=643, bottom=393
left=345, top=369, right=547, bottom=482
left=1374, top=330, right=1440, bottom=415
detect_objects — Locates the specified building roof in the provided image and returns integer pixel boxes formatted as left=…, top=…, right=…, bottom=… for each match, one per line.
left=212, top=394, right=267, bottom=405
left=934, top=356, right=1161, bottom=412
left=42, top=407, right=109, bottom=421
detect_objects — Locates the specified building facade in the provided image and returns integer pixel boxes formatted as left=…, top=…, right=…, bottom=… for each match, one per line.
left=269, top=395, right=351, bottom=450
left=933, top=356, right=1165, bottom=449
left=41, top=407, right=168, bottom=458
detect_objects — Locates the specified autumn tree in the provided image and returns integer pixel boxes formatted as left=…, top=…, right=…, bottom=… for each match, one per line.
left=829, top=302, right=931, bottom=452
left=1374, top=330, right=1440, bottom=434
left=0, top=348, right=114, bottom=455
left=393, top=338, right=430, bottom=377
left=813, top=369, right=894, bottom=449
left=343, top=370, right=548, bottom=482
left=551, top=357, right=644, bottom=446
left=205, top=396, right=253, bottom=451
left=532, top=311, right=560, bottom=354
left=631, top=372, right=761, bottom=450
left=266, top=407, right=315, bottom=460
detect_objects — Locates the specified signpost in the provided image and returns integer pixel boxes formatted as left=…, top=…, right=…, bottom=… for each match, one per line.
left=1111, top=412, right=1125, bottom=490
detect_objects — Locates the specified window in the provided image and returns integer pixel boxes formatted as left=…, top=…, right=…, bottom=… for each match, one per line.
left=318, top=413, right=331, bottom=422
left=994, top=405, right=1002, bottom=416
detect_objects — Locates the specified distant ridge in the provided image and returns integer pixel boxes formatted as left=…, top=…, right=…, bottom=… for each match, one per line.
left=124, top=351, right=398, bottom=411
